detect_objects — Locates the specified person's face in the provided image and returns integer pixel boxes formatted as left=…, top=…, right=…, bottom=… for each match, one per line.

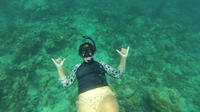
left=83, top=56, right=92, bottom=62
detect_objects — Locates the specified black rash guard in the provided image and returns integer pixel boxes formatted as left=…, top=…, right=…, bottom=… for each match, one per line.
left=59, top=59, right=123, bottom=94
left=76, top=60, right=108, bottom=94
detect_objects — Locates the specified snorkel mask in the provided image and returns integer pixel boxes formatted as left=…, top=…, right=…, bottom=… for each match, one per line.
left=79, top=36, right=96, bottom=58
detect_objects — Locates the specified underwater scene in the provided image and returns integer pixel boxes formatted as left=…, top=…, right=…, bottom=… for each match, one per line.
left=0, top=0, right=200, bottom=112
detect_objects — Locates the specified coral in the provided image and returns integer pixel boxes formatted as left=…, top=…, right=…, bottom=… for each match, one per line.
left=24, top=0, right=48, bottom=11
left=148, top=87, right=185, bottom=112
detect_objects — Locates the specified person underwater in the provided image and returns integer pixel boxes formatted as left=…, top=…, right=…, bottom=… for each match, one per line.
left=52, top=36, right=129, bottom=112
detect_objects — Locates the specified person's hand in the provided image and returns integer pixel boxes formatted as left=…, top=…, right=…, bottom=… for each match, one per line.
left=116, top=46, right=130, bottom=58
left=51, top=58, right=66, bottom=69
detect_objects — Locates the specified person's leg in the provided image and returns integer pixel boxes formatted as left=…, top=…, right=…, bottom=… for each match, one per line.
left=98, top=95, right=119, bottom=112
left=77, top=104, right=95, bottom=112
left=76, top=99, right=97, bottom=112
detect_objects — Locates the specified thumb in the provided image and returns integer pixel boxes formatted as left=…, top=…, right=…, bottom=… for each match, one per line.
left=51, top=58, right=57, bottom=64
left=116, top=49, right=122, bottom=56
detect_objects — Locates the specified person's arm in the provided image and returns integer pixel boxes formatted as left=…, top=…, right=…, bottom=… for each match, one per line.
left=99, top=61, right=122, bottom=78
left=52, top=58, right=79, bottom=88
left=99, top=46, right=129, bottom=78
left=58, top=64, right=80, bottom=88
left=118, top=57, right=126, bottom=74
left=116, top=46, right=129, bottom=74
left=52, top=58, right=67, bottom=78
left=57, top=67, right=66, bottom=78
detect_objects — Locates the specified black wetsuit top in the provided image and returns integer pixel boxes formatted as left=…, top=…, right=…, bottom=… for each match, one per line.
left=59, top=59, right=123, bottom=94
left=76, top=60, right=108, bottom=94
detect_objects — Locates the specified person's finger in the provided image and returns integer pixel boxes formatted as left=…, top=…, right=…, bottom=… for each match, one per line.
left=57, top=58, right=62, bottom=62
left=116, top=49, right=122, bottom=56
left=127, top=46, right=130, bottom=51
left=116, top=49, right=120, bottom=53
left=121, top=48, right=125, bottom=50
left=124, top=46, right=130, bottom=57
left=51, top=58, right=56, bottom=64
left=61, top=58, right=66, bottom=65
left=127, top=46, right=130, bottom=54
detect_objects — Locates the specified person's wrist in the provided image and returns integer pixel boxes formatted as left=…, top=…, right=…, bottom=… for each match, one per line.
left=59, top=76, right=66, bottom=81
left=122, top=56, right=127, bottom=60
left=57, top=66, right=63, bottom=70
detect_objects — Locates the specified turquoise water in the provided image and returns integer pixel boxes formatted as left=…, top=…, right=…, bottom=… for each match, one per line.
left=0, top=0, right=200, bottom=112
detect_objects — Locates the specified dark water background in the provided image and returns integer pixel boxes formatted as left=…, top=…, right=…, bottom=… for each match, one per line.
left=0, top=0, right=200, bottom=112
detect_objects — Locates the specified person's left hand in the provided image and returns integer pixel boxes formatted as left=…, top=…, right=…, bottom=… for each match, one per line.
left=116, top=46, right=130, bottom=58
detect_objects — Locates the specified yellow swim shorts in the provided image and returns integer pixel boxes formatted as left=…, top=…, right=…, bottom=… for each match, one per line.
left=76, top=86, right=116, bottom=111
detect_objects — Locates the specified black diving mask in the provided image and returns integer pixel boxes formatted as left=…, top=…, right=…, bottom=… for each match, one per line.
left=79, top=36, right=96, bottom=58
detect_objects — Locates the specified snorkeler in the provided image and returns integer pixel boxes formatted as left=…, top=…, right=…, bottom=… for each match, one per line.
left=52, top=36, right=129, bottom=112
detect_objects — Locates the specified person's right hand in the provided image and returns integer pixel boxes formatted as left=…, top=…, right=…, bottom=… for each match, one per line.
left=51, top=58, right=66, bottom=69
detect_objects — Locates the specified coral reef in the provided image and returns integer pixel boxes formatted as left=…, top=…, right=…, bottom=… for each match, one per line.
left=148, top=87, right=185, bottom=112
